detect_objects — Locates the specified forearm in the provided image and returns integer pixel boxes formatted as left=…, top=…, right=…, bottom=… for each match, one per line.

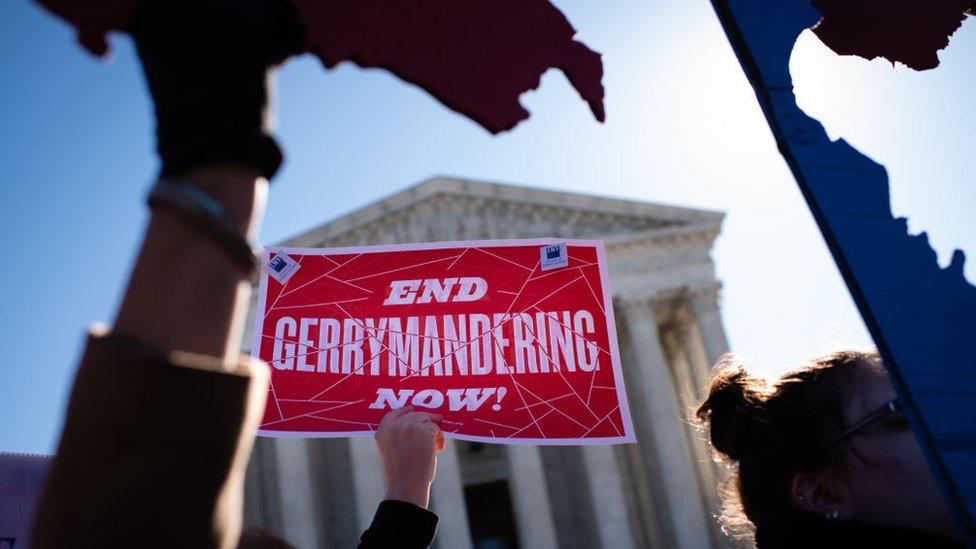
left=113, top=165, right=267, bottom=360
left=385, top=482, right=432, bottom=509
left=35, top=2, right=304, bottom=546
left=33, top=166, right=272, bottom=548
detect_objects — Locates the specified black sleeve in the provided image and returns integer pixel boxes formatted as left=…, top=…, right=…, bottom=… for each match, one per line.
left=358, top=500, right=439, bottom=549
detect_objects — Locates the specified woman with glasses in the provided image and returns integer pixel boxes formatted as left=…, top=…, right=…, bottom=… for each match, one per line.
left=695, top=350, right=964, bottom=547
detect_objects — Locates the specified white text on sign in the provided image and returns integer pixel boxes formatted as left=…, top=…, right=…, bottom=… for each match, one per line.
left=383, top=277, right=488, bottom=305
left=270, top=311, right=600, bottom=376
left=368, top=387, right=509, bottom=411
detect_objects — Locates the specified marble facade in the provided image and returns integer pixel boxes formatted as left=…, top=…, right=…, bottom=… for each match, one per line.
left=242, top=177, right=731, bottom=548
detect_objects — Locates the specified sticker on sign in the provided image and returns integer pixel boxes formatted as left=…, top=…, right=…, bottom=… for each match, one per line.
left=540, top=242, right=569, bottom=271
left=264, top=253, right=301, bottom=284
left=251, top=239, right=635, bottom=445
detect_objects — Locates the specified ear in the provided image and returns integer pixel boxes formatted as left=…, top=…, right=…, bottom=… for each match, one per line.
left=790, top=472, right=854, bottom=519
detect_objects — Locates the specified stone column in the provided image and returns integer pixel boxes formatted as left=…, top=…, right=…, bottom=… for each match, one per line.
left=688, top=284, right=730, bottom=367
left=661, top=329, right=698, bottom=415
left=672, top=320, right=723, bottom=538
left=677, top=300, right=730, bottom=547
left=581, top=445, right=635, bottom=549
left=506, top=445, right=559, bottom=549
left=349, top=437, right=386, bottom=534
left=430, top=440, right=474, bottom=549
left=673, top=318, right=710, bottom=401
left=662, top=326, right=718, bottom=508
left=619, top=293, right=712, bottom=549
left=274, top=438, right=321, bottom=548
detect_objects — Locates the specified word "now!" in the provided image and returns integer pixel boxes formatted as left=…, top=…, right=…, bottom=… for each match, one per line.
left=368, top=387, right=508, bottom=412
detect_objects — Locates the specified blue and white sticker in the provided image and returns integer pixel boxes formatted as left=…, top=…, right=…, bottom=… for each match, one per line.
left=265, top=253, right=301, bottom=284
left=539, top=242, right=569, bottom=271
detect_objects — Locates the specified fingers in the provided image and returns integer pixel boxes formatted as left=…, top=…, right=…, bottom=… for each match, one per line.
left=399, top=411, right=442, bottom=425
left=380, top=407, right=442, bottom=422
left=389, top=405, right=415, bottom=418
left=378, top=407, right=445, bottom=448
left=434, top=427, right=445, bottom=453
left=378, top=405, right=414, bottom=428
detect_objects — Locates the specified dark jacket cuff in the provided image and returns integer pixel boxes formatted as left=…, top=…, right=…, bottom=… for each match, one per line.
left=358, top=499, right=439, bottom=549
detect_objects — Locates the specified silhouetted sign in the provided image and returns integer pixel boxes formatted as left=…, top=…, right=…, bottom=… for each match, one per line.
left=34, top=0, right=605, bottom=134
left=709, top=0, right=976, bottom=540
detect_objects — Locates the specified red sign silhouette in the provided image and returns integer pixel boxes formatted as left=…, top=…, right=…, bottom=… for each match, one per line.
left=812, top=0, right=973, bottom=70
left=35, top=0, right=605, bottom=133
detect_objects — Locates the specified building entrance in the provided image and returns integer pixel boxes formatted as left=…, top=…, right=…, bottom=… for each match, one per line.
left=463, top=480, right=520, bottom=549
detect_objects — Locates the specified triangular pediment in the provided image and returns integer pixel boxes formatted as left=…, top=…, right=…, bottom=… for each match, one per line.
left=280, top=176, right=723, bottom=247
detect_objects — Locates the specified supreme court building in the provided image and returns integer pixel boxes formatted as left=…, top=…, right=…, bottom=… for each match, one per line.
left=242, top=177, right=731, bottom=549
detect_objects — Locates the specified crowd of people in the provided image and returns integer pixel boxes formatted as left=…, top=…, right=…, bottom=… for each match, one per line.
left=29, top=1, right=966, bottom=547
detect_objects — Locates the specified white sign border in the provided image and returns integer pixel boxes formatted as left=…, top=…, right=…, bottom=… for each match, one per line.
left=252, top=238, right=636, bottom=446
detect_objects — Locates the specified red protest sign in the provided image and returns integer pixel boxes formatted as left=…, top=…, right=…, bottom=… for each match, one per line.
left=252, top=239, right=635, bottom=445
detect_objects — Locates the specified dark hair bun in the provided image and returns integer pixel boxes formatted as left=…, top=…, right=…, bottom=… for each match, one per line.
left=696, top=360, right=768, bottom=461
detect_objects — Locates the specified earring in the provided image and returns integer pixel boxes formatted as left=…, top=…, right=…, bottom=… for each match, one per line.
left=825, top=509, right=840, bottom=520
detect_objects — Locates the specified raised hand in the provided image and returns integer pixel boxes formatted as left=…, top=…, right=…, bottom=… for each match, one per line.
left=375, top=406, right=445, bottom=509
left=132, top=0, right=305, bottom=179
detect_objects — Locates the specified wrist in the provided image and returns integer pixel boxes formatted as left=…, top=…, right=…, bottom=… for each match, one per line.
left=113, top=166, right=266, bottom=357
left=179, top=166, right=268, bottom=237
left=384, top=482, right=432, bottom=509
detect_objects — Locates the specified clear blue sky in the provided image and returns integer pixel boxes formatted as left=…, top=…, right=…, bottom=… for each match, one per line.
left=1, top=0, right=973, bottom=454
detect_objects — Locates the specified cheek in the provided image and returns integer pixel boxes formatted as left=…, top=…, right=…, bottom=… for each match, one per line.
left=848, top=433, right=921, bottom=475
left=840, top=433, right=956, bottom=531
left=877, top=431, right=932, bottom=474
left=842, top=434, right=937, bottom=502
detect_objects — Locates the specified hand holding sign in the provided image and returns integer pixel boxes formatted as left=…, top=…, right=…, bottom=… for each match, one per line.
left=376, top=407, right=444, bottom=509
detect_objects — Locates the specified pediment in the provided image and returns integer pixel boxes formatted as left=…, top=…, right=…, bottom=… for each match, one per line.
left=280, top=176, right=723, bottom=248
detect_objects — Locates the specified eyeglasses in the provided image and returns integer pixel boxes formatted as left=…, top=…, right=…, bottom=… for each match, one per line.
left=817, top=399, right=907, bottom=452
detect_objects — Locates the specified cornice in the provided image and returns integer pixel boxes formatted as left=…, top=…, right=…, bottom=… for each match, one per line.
left=604, top=222, right=722, bottom=252
left=280, top=176, right=725, bottom=247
